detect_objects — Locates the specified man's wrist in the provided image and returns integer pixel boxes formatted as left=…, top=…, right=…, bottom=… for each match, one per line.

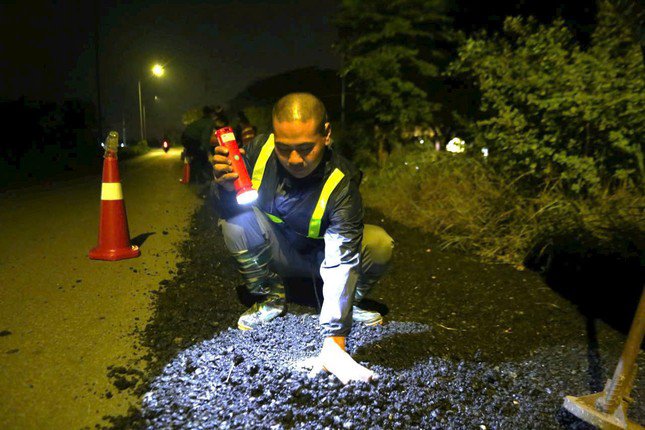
left=324, top=336, right=346, bottom=351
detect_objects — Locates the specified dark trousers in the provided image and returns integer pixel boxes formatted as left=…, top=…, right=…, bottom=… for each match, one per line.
left=188, top=147, right=212, bottom=184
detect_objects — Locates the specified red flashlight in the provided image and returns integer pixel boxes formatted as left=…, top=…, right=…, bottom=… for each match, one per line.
left=213, top=127, right=258, bottom=205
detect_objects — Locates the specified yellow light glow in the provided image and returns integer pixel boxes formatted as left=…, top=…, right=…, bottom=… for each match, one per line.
left=152, top=64, right=165, bottom=77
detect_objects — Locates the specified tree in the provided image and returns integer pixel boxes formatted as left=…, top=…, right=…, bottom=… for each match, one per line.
left=334, top=0, right=454, bottom=165
left=227, top=67, right=342, bottom=121
left=449, top=1, right=644, bottom=195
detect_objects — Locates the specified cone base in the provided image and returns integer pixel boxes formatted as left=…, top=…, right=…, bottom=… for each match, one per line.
left=89, top=244, right=140, bottom=261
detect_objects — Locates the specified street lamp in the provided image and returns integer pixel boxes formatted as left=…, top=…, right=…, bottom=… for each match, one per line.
left=138, top=63, right=165, bottom=141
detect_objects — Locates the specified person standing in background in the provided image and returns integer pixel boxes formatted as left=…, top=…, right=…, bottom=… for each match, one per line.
left=235, top=111, right=257, bottom=148
left=181, top=105, right=217, bottom=183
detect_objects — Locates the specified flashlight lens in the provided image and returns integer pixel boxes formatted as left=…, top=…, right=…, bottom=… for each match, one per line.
left=236, top=189, right=258, bottom=205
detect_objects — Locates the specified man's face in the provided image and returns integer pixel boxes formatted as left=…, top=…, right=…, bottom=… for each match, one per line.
left=273, top=118, right=331, bottom=178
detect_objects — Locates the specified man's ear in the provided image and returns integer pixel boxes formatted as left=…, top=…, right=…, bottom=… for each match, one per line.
left=324, top=122, right=332, bottom=146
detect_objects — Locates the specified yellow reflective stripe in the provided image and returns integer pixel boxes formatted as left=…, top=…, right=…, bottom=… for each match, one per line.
left=101, top=183, right=123, bottom=200
left=308, top=168, right=345, bottom=238
left=251, top=134, right=275, bottom=190
left=264, top=212, right=284, bottom=224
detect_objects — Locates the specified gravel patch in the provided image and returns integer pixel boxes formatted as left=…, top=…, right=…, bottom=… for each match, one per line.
left=101, top=195, right=644, bottom=429
left=138, top=313, right=644, bottom=429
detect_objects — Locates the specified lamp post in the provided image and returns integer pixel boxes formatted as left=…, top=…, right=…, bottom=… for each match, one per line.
left=138, top=79, right=143, bottom=141
left=137, top=63, right=165, bottom=142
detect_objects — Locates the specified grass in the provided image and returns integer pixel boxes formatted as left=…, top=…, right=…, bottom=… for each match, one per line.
left=360, top=146, right=644, bottom=267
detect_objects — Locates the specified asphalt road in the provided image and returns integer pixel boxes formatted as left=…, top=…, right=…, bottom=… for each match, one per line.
left=0, top=148, right=202, bottom=429
left=102, top=187, right=643, bottom=429
left=1, top=148, right=642, bottom=429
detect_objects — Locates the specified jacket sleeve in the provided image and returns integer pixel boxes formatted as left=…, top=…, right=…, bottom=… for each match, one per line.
left=319, top=178, right=364, bottom=337
left=200, top=123, right=215, bottom=152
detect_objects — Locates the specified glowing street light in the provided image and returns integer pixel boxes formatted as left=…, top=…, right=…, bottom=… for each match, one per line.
left=138, top=63, right=165, bottom=141
left=152, top=64, right=165, bottom=77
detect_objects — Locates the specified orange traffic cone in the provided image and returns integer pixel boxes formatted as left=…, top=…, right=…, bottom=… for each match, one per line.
left=89, top=131, right=140, bottom=261
left=180, top=156, right=191, bottom=184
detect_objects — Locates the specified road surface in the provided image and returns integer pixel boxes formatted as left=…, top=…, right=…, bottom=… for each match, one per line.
left=1, top=147, right=642, bottom=429
left=0, top=148, right=202, bottom=429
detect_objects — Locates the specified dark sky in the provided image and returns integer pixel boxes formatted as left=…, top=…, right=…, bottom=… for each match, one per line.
left=1, top=0, right=341, bottom=139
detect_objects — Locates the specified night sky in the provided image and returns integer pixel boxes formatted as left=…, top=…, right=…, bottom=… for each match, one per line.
left=1, top=0, right=341, bottom=139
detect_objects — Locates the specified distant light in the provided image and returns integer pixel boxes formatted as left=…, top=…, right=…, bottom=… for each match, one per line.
left=100, top=142, right=105, bottom=148
left=120, top=143, right=125, bottom=148
left=446, top=137, right=466, bottom=154
left=419, top=139, right=425, bottom=144
left=482, top=147, right=489, bottom=157
left=152, top=64, right=165, bottom=77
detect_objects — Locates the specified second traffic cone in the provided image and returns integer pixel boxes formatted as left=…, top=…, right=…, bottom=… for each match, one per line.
left=180, top=156, right=191, bottom=184
left=89, top=131, right=140, bottom=261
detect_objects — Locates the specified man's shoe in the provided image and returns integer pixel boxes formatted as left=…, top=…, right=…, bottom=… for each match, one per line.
left=352, top=305, right=383, bottom=326
left=237, top=296, right=286, bottom=330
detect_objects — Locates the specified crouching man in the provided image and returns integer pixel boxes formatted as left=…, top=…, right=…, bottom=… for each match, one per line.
left=212, top=92, right=394, bottom=383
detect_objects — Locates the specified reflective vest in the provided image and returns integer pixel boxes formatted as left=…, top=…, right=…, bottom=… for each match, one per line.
left=251, top=134, right=345, bottom=239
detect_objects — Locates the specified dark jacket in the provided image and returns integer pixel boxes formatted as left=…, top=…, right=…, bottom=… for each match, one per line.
left=219, top=133, right=364, bottom=337
left=181, top=116, right=214, bottom=153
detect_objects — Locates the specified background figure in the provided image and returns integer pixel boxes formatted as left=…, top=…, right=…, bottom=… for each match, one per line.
left=181, top=105, right=217, bottom=184
left=234, top=111, right=257, bottom=148
left=213, top=105, right=230, bottom=129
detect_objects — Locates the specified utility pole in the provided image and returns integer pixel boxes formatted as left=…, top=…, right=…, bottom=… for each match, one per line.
left=94, top=0, right=103, bottom=141
left=143, top=105, right=147, bottom=141
left=122, top=112, right=126, bottom=145
left=138, top=80, right=144, bottom=141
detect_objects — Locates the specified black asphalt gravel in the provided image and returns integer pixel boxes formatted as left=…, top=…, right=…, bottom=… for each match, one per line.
left=102, top=188, right=644, bottom=429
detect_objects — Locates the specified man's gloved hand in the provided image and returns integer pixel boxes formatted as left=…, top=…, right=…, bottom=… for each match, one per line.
left=212, top=145, right=246, bottom=192
left=310, top=336, right=378, bottom=384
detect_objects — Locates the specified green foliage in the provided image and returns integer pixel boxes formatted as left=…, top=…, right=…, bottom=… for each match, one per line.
left=182, top=107, right=203, bottom=126
left=243, top=105, right=272, bottom=135
left=362, top=145, right=645, bottom=265
left=334, top=0, right=453, bottom=142
left=448, top=1, right=645, bottom=195
left=332, top=122, right=380, bottom=167
left=121, top=140, right=150, bottom=158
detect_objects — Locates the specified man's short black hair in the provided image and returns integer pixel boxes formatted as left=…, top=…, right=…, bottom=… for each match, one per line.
left=272, top=93, right=328, bottom=135
left=202, top=105, right=215, bottom=116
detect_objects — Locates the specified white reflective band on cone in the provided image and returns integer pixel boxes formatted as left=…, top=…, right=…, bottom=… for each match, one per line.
left=101, top=182, right=123, bottom=200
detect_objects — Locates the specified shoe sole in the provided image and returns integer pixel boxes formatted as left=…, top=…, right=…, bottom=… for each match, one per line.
left=362, top=317, right=383, bottom=327
left=237, top=308, right=287, bottom=331
left=242, top=319, right=381, bottom=330
left=238, top=322, right=253, bottom=331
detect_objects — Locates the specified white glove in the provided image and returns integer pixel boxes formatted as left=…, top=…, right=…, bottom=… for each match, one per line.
left=309, top=336, right=378, bottom=384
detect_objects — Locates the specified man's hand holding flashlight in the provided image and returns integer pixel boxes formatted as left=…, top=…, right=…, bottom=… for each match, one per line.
left=212, top=145, right=245, bottom=192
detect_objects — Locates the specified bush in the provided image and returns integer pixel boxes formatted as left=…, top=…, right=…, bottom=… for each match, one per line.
left=361, top=146, right=644, bottom=265
left=448, top=2, right=644, bottom=195
left=243, top=106, right=273, bottom=135
left=120, top=140, right=150, bottom=158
